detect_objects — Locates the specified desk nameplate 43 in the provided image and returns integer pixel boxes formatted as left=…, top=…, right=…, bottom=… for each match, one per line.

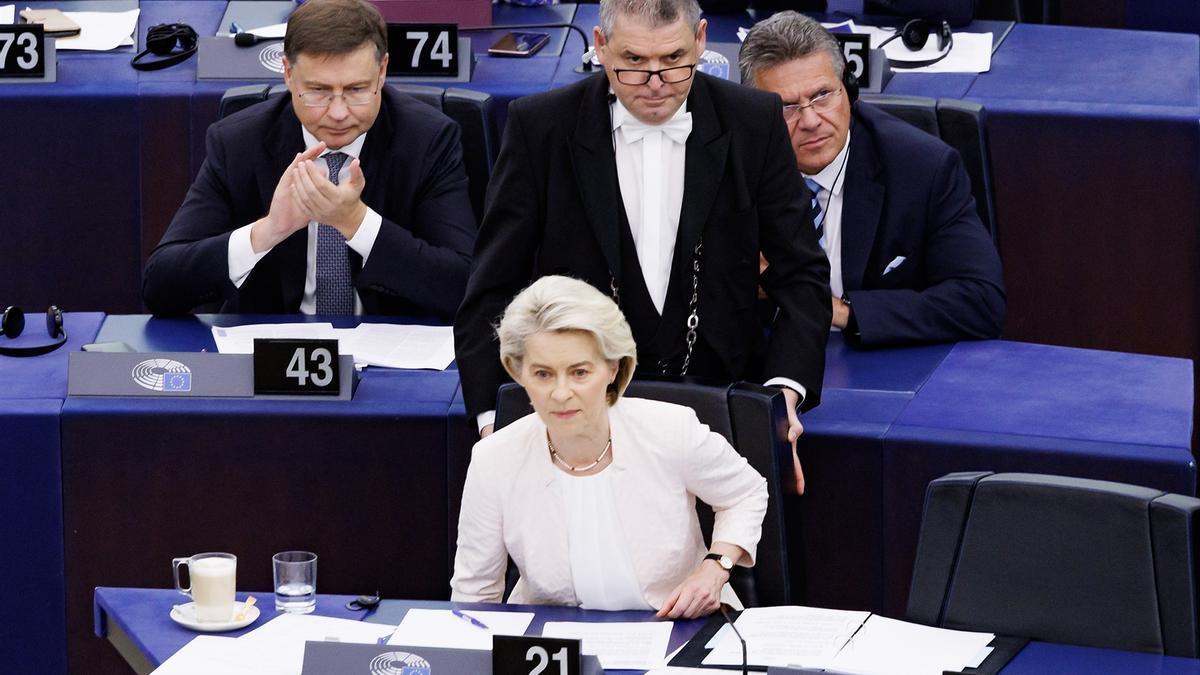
left=67, top=351, right=356, bottom=400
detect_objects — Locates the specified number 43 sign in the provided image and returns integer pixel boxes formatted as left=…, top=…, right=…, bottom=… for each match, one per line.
left=253, top=339, right=341, bottom=396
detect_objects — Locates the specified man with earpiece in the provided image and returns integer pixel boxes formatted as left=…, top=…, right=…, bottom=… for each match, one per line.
left=742, top=12, right=1005, bottom=347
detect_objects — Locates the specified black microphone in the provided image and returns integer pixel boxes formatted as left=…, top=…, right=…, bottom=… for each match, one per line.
left=719, top=604, right=749, bottom=675
left=234, top=32, right=265, bottom=47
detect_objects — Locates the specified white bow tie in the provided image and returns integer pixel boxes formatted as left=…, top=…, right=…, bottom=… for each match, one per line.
left=618, top=112, right=693, bottom=145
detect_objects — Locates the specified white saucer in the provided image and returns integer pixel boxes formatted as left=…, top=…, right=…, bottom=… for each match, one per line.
left=170, top=601, right=260, bottom=632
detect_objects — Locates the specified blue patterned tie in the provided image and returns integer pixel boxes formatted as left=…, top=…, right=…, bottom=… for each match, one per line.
left=805, top=177, right=827, bottom=250
left=315, top=151, right=353, bottom=314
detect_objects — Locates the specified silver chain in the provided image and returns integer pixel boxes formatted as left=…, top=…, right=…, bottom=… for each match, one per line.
left=608, top=239, right=704, bottom=377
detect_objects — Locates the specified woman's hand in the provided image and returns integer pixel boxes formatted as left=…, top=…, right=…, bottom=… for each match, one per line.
left=656, top=560, right=729, bottom=619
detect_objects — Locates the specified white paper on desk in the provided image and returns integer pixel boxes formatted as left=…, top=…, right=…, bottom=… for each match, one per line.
left=542, top=621, right=673, bottom=670
left=219, top=22, right=287, bottom=39
left=344, top=323, right=454, bottom=370
left=385, top=608, right=534, bottom=650
left=151, top=635, right=280, bottom=675
left=827, top=614, right=994, bottom=675
left=211, top=323, right=338, bottom=355
left=703, top=606, right=870, bottom=668
left=0, top=6, right=15, bottom=23
left=234, top=614, right=395, bottom=674
left=56, top=9, right=139, bottom=51
left=211, top=323, right=454, bottom=370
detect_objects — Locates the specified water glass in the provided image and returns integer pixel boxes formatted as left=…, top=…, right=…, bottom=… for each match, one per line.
left=273, top=550, right=317, bottom=613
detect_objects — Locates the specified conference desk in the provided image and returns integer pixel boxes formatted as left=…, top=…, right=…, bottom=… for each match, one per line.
left=93, top=587, right=1200, bottom=674
left=4, top=313, right=1193, bottom=673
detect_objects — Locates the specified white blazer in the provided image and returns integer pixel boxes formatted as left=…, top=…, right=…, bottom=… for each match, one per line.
left=451, top=397, right=769, bottom=609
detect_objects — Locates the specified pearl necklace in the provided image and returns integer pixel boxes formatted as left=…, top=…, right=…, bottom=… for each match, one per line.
left=547, top=435, right=612, bottom=472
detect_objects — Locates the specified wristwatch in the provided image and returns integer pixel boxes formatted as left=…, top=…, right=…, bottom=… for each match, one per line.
left=704, top=553, right=734, bottom=571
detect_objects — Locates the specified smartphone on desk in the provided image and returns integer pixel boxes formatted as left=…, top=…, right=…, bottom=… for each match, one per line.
left=488, top=31, right=551, bottom=57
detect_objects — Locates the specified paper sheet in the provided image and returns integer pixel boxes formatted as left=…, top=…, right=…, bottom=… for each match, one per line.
left=702, top=606, right=869, bottom=668
left=542, top=621, right=674, bottom=671
left=233, top=614, right=395, bottom=674
left=219, top=22, right=287, bottom=39
left=151, top=636, right=286, bottom=675
left=384, top=608, right=534, bottom=650
left=0, top=6, right=15, bottom=23
left=56, top=9, right=139, bottom=51
left=211, top=323, right=454, bottom=370
left=740, top=21, right=992, bottom=73
left=827, top=615, right=994, bottom=675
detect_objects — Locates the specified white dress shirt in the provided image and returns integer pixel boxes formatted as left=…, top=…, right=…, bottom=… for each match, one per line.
left=803, top=130, right=852, bottom=302
left=611, top=97, right=691, bottom=314
left=226, top=128, right=384, bottom=315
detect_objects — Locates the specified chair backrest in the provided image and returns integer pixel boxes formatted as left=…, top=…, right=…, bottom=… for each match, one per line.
left=936, top=99, right=998, bottom=243
left=856, top=94, right=998, bottom=245
left=907, top=472, right=1200, bottom=657
left=858, top=94, right=942, bottom=139
left=494, top=379, right=796, bottom=607
left=217, top=83, right=497, bottom=221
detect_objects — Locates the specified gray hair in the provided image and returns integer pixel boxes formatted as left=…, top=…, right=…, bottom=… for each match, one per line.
left=599, top=0, right=702, bottom=39
left=739, top=11, right=846, bottom=86
left=497, top=276, right=638, bottom=406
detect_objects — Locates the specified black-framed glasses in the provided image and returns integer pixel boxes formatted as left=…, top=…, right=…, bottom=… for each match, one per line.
left=297, top=86, right=379, bottom=108
left=782, top=88, right=842, bottom=121
left=612, top=64, right=697, bottom=86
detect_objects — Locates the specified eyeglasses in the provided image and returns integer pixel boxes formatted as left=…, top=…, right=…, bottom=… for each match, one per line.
left=612, top=64, right=698, bottom=86
left=782, top=88, right=842, bottom=121
left=297, top=86, right=378, bottom=108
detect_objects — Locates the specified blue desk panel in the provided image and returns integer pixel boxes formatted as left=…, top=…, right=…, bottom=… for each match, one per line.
left=0, top=400, right=67, bottom=675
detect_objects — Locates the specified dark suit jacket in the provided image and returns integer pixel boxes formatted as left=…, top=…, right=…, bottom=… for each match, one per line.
left=841, top=102, right=1005, bottom=346
left=143, top=88, right=476, bottom=320
left=454, top=73, right=831, bottom=420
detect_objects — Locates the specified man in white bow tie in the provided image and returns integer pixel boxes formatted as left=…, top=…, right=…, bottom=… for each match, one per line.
left=743, top=12, right=1005, bottom=346
left=456, top=0, right=831, bottom=494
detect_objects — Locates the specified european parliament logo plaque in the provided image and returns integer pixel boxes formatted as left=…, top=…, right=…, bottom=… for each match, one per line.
left=68, top=351, right=355, bottom=400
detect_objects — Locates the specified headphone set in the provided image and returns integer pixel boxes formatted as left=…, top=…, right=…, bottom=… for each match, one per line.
left=0, top=306, right=67, bottom=357
left=131, top=23, right=198, bottom=71
left=878, top=18, right=954, bottom=69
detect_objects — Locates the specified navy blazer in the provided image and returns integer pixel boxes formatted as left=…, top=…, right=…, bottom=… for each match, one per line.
left=454, top=73, right=832, bottom=420
left=143, top=88, right=476, bottom=320
left=841, top=102, right=1005, bottom=346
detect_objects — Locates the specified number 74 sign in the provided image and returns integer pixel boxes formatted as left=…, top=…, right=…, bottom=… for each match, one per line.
left=387, top=23, right=459, bottom=77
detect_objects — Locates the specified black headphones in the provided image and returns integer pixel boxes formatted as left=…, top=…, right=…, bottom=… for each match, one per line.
left=878, top=19, right=954, bottom=69
left=842, top=62, right=860, bottom=104
left=131, top=23, right=199, bottom=71
left=0, top=306, right=67, bottom=357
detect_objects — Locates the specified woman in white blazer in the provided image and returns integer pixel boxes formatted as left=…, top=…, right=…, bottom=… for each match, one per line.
left=451, top=276, right=769, bottom=619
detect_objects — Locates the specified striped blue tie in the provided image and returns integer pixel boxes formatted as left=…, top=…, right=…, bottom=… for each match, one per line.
left=315, top=152, right=354, bottom=315
left=805, top=177, right=827, bottom=250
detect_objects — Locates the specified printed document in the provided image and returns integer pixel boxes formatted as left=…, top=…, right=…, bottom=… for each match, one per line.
left=542, top=621, right=673, bottom=670
left=385, top=608, right=535, bottom=651
left=703, top=606, right=869, bottom=668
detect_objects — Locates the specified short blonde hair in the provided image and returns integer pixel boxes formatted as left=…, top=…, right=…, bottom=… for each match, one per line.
left=497, top=276, right=638, bottom=405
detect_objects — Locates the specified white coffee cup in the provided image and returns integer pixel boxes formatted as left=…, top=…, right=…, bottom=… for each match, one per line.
left=172, top=552, right=237, bottom=622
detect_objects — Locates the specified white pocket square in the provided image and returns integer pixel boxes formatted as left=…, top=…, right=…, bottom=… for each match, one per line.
left=882, top=256, right=907, bottom=276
